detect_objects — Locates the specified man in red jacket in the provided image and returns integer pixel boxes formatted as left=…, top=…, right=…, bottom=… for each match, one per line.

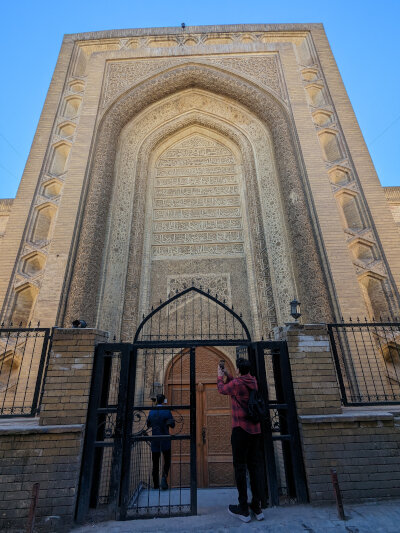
left=217, top=357, right=264, bottom=523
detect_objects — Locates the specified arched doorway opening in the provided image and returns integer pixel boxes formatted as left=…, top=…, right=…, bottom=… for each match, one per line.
left=165, top=346, right=236, bottom=488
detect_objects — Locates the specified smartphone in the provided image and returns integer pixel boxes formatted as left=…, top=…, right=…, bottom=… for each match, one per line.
left=219, top=359, right=225, bottom=370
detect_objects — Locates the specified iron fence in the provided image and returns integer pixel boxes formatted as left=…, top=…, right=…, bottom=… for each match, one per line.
left=328, top=320, right=400, bottom=405
left=0, top=326, right=52, bottom=417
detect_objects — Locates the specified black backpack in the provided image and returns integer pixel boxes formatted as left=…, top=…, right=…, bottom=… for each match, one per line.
left=236, top=384, right=267, bottom=424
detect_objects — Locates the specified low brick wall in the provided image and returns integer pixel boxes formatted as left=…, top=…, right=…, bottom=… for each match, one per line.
left=278, top=323, right=400, bottom=503
left=0, top=328, right=108, bottom=532
left=300, top=410, right=400, bottom=502
left=0, top=421, right=83, bottom=532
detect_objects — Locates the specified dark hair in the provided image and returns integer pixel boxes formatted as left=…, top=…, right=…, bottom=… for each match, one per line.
left=236, top=357, right=251, bottom=375
left=156, top=394, right=166, bottom=405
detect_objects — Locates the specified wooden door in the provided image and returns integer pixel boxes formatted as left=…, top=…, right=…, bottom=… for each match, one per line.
left=165, top=346, right=235, bottom=488
left=198, top=381, right=234, bottom=487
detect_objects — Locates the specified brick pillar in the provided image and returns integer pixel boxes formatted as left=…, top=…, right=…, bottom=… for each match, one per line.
left=276, top=323, right=341, bottom=415
left=40, top=328, right=108, bottom=426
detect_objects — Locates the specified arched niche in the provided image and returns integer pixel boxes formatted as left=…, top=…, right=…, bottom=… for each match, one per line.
left=63, top=96, right=81, bottom=119
left=69, top=80, right=85, bottom=93
left=359, top=274, right=391, bottom=321
left=10, top=283, right=38, bottom=326
left=328, top=166, right=351, bottom=186
left=319, top=130, right=342, bottom=162
left=21, top=251, right=46, bottom=277
left=30, top=204, right=57, bottom=244
left=312, top=110, right=333, bottom=127
left=63, top=63, right=333, bottom=331
left=305, top=84, right=325, bottom=107
left=336, top=191, right=365, bottom=232
left=49, top=142, right=71, bottom=176
left=42, top=178, right=63, bottom=199
left=57, top=122, right=76, bottom=139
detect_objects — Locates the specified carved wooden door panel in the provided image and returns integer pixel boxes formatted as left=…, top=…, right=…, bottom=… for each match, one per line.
left=169, top=384, right=191, bottom=488
left=198, top=382, right=234, bottom=487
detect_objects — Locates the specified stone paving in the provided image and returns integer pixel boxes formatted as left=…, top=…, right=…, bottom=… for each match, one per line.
left=72, top=488, right=400, bottom=533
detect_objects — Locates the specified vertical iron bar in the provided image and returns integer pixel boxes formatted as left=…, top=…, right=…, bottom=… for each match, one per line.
left=108, top=346, right=130, bottom=516
left=270, top=346, right=295, bottom=499
left=215, top=301, right=219, bottom=339
left=31, top=329, right=51, bottom=415
left=21, top=330, right=39, bottom=412
left=76, top=345, right=107, bottom=523
left=189, top=346, right=197, bottom=515
left=349, top=323, right=366, bottom=402
left=192, top=289, right=195, bottom=338
left=175, top=297, right=178, bottom=340
left=183, top=292, right=187, bottom=340
left=336, top=326, right=360, bottom=402
left=200, top=292, right=203, bottom=339
left=327, top=326, right=348, bottom=405
left=359, top=322, right=379, bottom=401
left=119, top=347, right=138, bottom=520
left=90, top=353, right=112, bottom=508
left=251, top=342, right=279, bottom=506
left=3, top=328, right=23, bottom=414
left=390, top=323, right=400, bottom=385
left=276, top=341, right=308, bottom=503
left=373, top=324, right=394, bottom=401
left=0, top=329, right=11, bottom=377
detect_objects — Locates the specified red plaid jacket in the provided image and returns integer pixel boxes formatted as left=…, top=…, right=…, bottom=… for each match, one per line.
left=217, top=373, right=261, bottom=434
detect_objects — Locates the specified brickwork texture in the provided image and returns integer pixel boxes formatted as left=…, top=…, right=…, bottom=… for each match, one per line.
left=0, top=328, right=108, bottom=532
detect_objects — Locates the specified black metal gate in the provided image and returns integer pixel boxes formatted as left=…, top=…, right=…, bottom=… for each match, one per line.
left=77, top=288, right=307, bottom=523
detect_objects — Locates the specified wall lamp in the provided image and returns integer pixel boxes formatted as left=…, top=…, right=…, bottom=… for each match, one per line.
left=290, top=299, right=301, bottom=321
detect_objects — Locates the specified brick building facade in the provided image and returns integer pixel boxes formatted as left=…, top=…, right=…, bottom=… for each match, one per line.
left=0, top=24, right=400, bottom=531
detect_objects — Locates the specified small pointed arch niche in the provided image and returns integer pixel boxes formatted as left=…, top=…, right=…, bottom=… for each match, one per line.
left=30, top=203, right=57, bottom=244
left=10, top=282, right=38, bottom=326
left=359, top=273, right=391, bottom=321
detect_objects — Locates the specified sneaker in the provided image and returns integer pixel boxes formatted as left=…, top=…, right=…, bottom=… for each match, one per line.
left=228, top=504, right=251, bottom=523
left=161, top=475, right=168, bottom=490
left=249, top=501, right=264, bottom=521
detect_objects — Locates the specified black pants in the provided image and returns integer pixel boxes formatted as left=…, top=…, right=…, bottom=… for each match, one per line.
left=152, top=449, right=171, bottom=486
left=231, top=427, right=263, bottom=508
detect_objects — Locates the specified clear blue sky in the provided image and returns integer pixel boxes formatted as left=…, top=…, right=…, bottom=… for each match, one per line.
left=0, top=0, right=399, bottom=198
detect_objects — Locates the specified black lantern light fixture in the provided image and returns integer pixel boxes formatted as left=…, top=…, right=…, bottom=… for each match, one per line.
left=290, top=299, right=301, bottom=321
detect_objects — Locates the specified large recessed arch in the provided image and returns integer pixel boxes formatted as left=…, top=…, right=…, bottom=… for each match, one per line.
left=97, top=92, right=294, bottom=340
left=63, top=63, right=333, bottom=331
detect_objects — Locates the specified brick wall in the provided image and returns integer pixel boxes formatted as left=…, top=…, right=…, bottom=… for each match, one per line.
left=276, top=323, right=342, bottom=415
left=279, top=323, right=400, bottom=503
left=0, top=423, right=83, bottom=532
left=0, top=328, right=108, bottom=532
left=300, top=411, right=400, bottom=502
left=40, top=328, right=108, bottom=426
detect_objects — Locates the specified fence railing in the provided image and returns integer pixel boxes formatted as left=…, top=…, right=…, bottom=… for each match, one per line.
left=0, top=326, right=52, bottom=417
left=328, top=320, right=400, bottom=405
